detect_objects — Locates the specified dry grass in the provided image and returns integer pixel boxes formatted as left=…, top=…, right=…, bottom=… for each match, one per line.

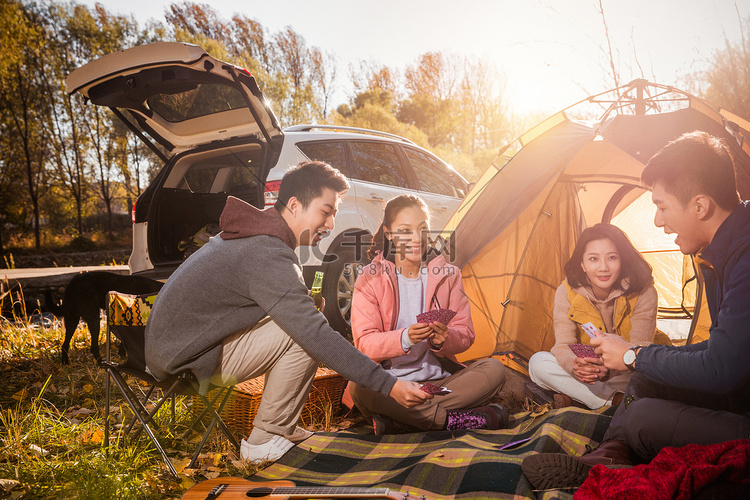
left=0, top=317, right=348, bottom=499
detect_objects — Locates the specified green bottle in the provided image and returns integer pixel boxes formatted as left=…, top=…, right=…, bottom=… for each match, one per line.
left=310, top=271, right=324, bottom=310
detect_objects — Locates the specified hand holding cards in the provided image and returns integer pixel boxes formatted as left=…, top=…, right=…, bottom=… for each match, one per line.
left=569, top=343, right=600, bottom=358
left=417, top=308, right=457, bottom=325
left=419, top=382, right=452, bottom=395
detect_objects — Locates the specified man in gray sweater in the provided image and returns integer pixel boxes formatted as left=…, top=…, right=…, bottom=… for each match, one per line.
left=145, top=161, right=431, bottom=462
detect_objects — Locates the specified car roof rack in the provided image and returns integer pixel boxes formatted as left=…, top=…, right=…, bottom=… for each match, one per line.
left=284, top=124, right=415, bottom=145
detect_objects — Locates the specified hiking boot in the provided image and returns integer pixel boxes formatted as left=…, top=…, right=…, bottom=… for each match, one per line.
left=521, top=440, right=633, bottom=490
left=446, top=403, right=510, bottom=431
left=372, top=414, right=419, bottom=435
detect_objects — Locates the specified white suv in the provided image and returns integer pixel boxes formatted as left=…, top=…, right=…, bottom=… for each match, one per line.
left=66, top=42, right=469, bottom=336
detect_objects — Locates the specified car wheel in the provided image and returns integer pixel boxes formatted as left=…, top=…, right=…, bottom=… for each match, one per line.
left=322, top=248, right=366, bottom=341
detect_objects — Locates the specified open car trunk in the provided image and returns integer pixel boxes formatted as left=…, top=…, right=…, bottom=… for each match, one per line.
left=145, top=141, right=270, bottom=267
left=65, top=42, right=283, bottom=273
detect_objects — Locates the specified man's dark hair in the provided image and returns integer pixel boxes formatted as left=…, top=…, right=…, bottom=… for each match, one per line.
left=641, top=131, right=740, bottom=211
left=274, top=161, right=349, bottom=211
left=564, top=223, right=653, bottom=295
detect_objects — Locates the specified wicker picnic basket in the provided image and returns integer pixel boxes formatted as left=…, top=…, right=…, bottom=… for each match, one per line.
left=192, top=366, right=347, bottom=437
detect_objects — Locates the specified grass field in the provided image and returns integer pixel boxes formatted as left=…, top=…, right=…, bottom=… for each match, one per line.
left=0, top=315, right=347, bottom=499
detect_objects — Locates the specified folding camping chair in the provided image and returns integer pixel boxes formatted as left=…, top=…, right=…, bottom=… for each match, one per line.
left=102, top=291, right=240, bottom=476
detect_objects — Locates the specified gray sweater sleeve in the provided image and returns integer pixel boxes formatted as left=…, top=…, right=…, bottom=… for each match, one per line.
left=248, top=238, right=397, bottom=397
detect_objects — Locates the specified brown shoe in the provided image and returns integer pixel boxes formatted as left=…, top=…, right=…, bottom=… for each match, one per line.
left=611, top=392, right=625, bottom=407
left=553, top=393, right=587, bottom=409
left=521, top=440, right=633, bottom=490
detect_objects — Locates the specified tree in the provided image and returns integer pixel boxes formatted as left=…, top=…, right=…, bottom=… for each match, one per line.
left=700, top=13, right=750, bottom=119
left=230, top=14, right=273, bottom=74
left=310, top=48, right=337, bottom=120
left=165, top=1, right=230, bottom=43
left=272, top=26, right=320, bottom=124
left=0, top=0, right=52, bottom=249
left=332, top=89, right=428, bottom=146
left=78, top=5, right=140, bottom=237
left=350, top=60, right=400, bottom=98
left=399, top=52, right=464, bottom=148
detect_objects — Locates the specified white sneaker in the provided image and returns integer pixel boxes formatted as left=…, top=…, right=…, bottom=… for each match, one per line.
left=286, top=426, right=314, bottom=444
left=240, top=435, right=295, bottom=462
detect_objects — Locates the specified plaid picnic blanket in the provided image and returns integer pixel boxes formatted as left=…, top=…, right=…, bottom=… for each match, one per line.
left=251, top=407, right=613, bottom=500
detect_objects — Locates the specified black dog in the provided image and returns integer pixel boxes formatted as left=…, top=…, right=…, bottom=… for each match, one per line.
left=46, top=271, right=164, bottom=364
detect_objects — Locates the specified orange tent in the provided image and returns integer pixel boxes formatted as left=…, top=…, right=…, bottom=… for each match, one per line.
left=437, top=80, right=750, bottom=372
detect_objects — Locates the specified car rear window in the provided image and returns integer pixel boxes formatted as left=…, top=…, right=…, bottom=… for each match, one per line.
left=296, top=141, right=349, bottom=176
left=349, top=141, right=409, bottom=187
left=168, top=147, right=264, bottom=194
left=147, top=83, right=248, bottom=123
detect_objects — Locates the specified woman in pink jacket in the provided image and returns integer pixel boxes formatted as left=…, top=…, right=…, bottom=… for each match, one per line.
left=348, top=194, right=508, bottom=434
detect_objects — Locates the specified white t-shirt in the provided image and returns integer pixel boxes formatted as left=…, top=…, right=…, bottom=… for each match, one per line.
left=382, top=270, right=450, bottom=381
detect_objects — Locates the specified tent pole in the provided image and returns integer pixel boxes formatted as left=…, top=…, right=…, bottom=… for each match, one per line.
left=636, top=81, right=646, bottom=116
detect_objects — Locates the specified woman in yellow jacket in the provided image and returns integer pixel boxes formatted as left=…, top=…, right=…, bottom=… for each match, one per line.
left=529, top=223, right=658, bottom=409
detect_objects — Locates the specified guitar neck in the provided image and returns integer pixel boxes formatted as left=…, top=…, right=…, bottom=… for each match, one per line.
left=274, top=486, right=394, bottom=498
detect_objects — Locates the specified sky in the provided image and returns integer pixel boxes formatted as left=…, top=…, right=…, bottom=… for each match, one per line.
left=78, top=0, right=749, bottom=116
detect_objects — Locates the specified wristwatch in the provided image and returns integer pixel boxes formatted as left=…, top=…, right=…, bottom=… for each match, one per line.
left=623, top=346, right=642, bottom=372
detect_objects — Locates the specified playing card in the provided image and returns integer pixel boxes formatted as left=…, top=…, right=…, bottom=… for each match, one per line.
left=568, top=343, right=600, bottom=358
left=416, top=308, right=457, bottom=325
left=496, top=437, right=532, bottom=450
left=419, top=382, right=452, bottom=395
left=581, top=322, right=600, bottom=338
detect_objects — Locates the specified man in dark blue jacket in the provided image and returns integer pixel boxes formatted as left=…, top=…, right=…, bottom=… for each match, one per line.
left=523, top=131, right=750, bottom=490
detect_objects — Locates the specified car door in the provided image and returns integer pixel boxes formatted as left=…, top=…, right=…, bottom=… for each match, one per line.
left=346, top=140, right=414, bottom=237
left=401, top=146, right=469, bottom=236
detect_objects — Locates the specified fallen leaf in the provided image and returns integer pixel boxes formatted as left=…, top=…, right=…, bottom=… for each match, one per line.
left=89, top=430, right=104, bottom=445
left=203, top=470, right=220, bottom=480
left=170, top=457, right=191, bottom=475
left=12, top=387, right=27, bottom=402
left=68, top=407, right=95, bottom=418
left=211, top=453, right=222, bottom=467
left=83, top=384, right=94, bottom=393
left=29, top=444, right=48, bottom=457
left=522, top=405, right=551, bottom=432
left=529, top=407, right=549, bottom=418
left=0, top=479, right=20, bottom=492
left=179, top=475, right=196, bottom=490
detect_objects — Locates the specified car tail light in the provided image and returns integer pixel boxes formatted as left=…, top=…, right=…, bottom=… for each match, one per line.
left=264, top=180, right=281, bottom=206
left=131, top=201, right=137, bottom=224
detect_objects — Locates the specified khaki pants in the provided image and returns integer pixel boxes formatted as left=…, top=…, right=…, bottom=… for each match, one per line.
left=350, top=357, right=506, bottom=430
left=210, top=316, right=319, bottom=437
